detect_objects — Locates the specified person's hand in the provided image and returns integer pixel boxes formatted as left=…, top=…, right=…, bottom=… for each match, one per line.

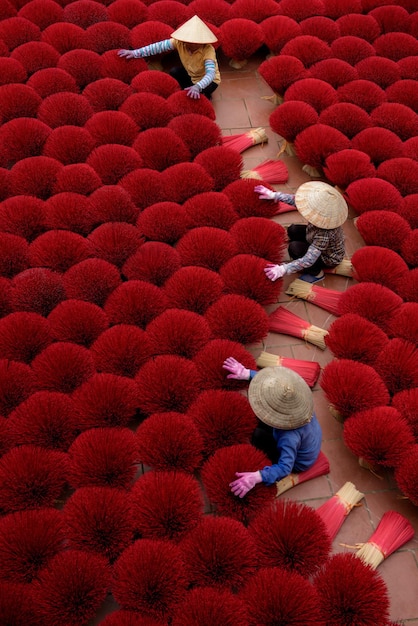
left=185, top=85, right=201, bottom=99
left=118, top=49, right=136, bottom=59
left=254, top=185, right=276, bottom=201
left=230, top=471, right=262, bottom=498
left=264, top=263, right=287, bottom=281
left=222, top=357, right=251, bottom=380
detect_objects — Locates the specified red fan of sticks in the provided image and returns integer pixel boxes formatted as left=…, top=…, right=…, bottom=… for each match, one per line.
left=316, top=482, right=365, bottom=541
left=286, top=279, right=341, bottom=316
left=269, top=306, right=329, bottom=350
left=354, top=511, right=415, bottom=569
left=275, top=451, right=330, bottom=496
left=241, top=159, right=289, bottom=184
left=222, top=127, right=268, bottom=153
left=256, top=351, right=320, bottom=388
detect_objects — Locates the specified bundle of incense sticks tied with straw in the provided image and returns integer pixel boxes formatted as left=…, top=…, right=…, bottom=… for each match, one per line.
left=324, top=259, right=353, bottom=277
left=256, top=351, right=321, bottom=388
left=276, top=451, right=330, bottom=496
left=222, top=127, right=268, bottom=153
left=285, top=279, right=342, bottom=316
left=316, top=481, right=365, bottom=540
left=241, top=158, right=289, bottom=184
left=269, top=306, right=329, bottom=350
left=352, top=511, right=415, bottom=569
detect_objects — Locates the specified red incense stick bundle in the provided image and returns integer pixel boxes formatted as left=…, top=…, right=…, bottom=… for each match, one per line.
left=316, top=482, right=364, bottom=540
left=355, top=511, right=415, bottom=569
left=275, top=451, right=330, bottom=496
left=256, top=351, right=321, bottom=387
left=241, top=159, right=289, bottom=184
left=269, top=306, right=329, bottom=350
left=222, top=127, right=268, bottom=153
left=286, top=279, right=342, bottom=316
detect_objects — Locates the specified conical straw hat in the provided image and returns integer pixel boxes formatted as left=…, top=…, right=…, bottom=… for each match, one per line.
left=248, top=366, right=314, bottom=430
left=295, top=181, right=348, bottom=229
left=171, top=15, right=217, bottom=44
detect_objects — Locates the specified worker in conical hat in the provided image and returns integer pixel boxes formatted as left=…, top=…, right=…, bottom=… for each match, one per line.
left=222, top=358, right=322, bottom=498
left=118, top=15, right=221, bottom=100
left=254, top=181, right=348, bottom=283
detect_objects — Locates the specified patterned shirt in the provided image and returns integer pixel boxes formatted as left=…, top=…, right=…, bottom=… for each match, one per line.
left=273, top=191, right=345, bottom=272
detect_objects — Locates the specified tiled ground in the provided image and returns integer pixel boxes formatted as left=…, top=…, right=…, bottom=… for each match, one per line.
left=212, top=49, right=418, bottom=624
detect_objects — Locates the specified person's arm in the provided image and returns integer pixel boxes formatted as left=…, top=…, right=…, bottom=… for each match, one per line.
left=185, top=59, right=217, bottom=99
left=222, top=357, right=257, bottom=381
left=118, top=39, right=175, bottom=60
left=259, top=433, right=300, bottom=485
left=264, top=244, right=322, bottom=281
left=254, top=185, right=296, bottom=206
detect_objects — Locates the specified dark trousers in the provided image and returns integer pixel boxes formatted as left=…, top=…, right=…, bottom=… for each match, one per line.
left=251, top=423, right=279, bottom=464
left=169, top=65, right=219, bottom=99
left=287, top=224, right=324, bottom=276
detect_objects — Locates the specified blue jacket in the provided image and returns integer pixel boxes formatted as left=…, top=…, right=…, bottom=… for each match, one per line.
left=260, top=415, right=322, bottom=485
left=249, top=370, right=322, bottom=485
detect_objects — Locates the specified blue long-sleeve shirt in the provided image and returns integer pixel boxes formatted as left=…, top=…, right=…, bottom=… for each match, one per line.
left=249, top=370, right=322, bottom=485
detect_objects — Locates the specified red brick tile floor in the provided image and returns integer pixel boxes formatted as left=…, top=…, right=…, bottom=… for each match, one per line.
left=212, top=49, right=418, bottom=624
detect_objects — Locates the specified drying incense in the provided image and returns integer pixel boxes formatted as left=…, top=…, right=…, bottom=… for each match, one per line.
left=276, top=451, right=330, bottom=496
left=222, top=127, right=268, bottom=153
left=324, top=259, right=353, bottom=277
left=269, top=306, right=329, bottom=350
left=256, top=351, right=320, bottom=387
left=354, top=511, right=415, bottom=569
left=285, top=279, right=341, bottom=316
left=241, top=159, right=288, bottom=184
left=316, top=482, right=364, bottom=540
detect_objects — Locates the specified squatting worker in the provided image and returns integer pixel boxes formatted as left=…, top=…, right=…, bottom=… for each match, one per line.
left=118, top=15, right=220, bottom=100
left=254, top=181, right=348, bottom=284
left=223, top=357, right=322, bottom=498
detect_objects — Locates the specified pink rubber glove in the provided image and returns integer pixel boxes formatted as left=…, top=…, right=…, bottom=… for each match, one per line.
left=117, top=49, right=136, bottom=59
left=230, top=471, right=262, bottom=498
left=254, top=185, right=276, bottom=201
left=264, top=263, right=287, bottom=281
left=185, top=85, right=201, bottom=99
left=222, top=357, right=251, bottom=380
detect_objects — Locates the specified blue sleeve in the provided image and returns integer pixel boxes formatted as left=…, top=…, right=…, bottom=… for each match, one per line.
left=260, top=431, right=300, bottom=485
left=133, top=39, right=174, bottom=58
left=249, top=370, right=258, bottom=380
left=195, top=59, right=216, bottom=91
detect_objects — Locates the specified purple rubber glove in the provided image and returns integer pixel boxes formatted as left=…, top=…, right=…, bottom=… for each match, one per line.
left=264, top=263, right=287, bottom=281
left=185, top=85, right=201, bottom=99
left=118, top=49, right=136, bottom=59
left=222, top=357, right=251, bottom=380
left=230, top=471, right=262, bottom=498
left=254, top=185, right=276, bottom=201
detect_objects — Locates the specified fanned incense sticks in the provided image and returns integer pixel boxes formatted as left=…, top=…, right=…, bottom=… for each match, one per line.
left=222, top=127, right=268, bottom=153
left=269, top=306, right=329, bottom=350
left=316, top=482, right=364, bottom=540
left=256, top=351, right=321, bottom=388
left=354, top=511, right=415, bottom=569
left=241, top=159, right=289, bottom=184
left=285, top=279, right=341, bottom=316
left=275, top=451, right=330, bottom=496
left=324, top=259, right=353, bottom=277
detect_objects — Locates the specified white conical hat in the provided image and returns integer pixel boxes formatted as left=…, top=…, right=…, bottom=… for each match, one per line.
left=171, top=15, right=217, bottom=44
left=295, top=181, right=348, bottom=229
left=248, top=367, right=314, bottom=430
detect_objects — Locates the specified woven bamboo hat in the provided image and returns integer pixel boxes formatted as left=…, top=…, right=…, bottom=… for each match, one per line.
left=171, top=15, right=217, bottom=44
left=295, top=181, right=348, bottom=229
left=248, top=366, right=314, bottom=430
